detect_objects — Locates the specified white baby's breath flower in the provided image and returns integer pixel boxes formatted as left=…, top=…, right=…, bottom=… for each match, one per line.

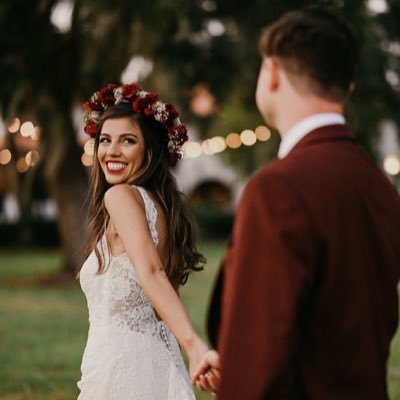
left=114, top=87, right=124, bottom=105
left=152, top=101, right=168, bottom=122
left=168, top=139, right=176, bottom=151
left=137, top=90, right=147, bottom=98
left=90, top=111, right=101, bottom=123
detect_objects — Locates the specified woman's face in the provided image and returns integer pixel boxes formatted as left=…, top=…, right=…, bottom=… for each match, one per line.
left=97, top=116, right=145, bottom=185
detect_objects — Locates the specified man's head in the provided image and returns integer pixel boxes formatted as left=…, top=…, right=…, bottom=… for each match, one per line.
left=256, top=7, right=358, bottom=129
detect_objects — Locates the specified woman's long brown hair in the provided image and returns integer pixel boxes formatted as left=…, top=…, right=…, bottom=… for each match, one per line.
left=80, top=103, right=205, bottom=287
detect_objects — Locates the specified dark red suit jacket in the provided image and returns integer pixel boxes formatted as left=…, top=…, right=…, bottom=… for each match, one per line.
left=208, top=125, right=400, bottom=400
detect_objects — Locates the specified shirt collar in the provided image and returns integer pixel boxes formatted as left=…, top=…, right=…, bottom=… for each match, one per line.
left=278, top=113, right=346, bottom=159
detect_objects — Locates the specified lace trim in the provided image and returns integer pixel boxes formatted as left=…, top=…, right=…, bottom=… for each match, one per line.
left=133, top=185, right=159, bottom=246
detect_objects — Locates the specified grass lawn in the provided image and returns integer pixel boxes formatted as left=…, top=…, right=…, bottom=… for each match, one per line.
left=0, top=243, right=399, bottom=399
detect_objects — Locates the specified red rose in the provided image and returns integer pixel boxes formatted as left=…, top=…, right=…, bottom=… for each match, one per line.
left=83, top=100, right=103, bottom=112
left=122, top=83, right=141, bottom=100
left=144, top=108, right=155, bottom=117
left=169, top=152, right=179, bottom=167
left=165, top=103, right=179, bottom=120
left=174, top=124, right=188, bottom=138
left=84, top=120, right=98, bottom=137
left=98, top=84, right=118, bottom=106
left=132, top=93, right=159, bottom=112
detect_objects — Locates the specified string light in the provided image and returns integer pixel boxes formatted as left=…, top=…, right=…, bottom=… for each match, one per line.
left=208, top=136, right=226, bottom=153
left=383, top=155, right=400, bottom=176
left=240, top=129, right=257, bottom=146
left=25, top=150, right=40, bottom=167
left=16, top=157, right=29, bottom=173
left=183, top=141, right=202, bottom=158
left=81, top=153, right=93, bottom=167
left=181, top=125, right=273, bottom=161
left=7, top=118, right=21, bottom=133
left=20, top=121, right=35, bottom=137
left=31, top=126, right=41, bottom=141
left=202, top=139, right=214, bottom=155
left=0, top=149, right=12, bottom=165
left=255, top=125, right=271, bottom=141
left=84, top=139, right=95, bottom=156
left=226, top=133, right=242, bottom=149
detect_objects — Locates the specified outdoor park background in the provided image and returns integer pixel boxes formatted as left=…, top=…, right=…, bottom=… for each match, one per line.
left=0, top=0, right=400, bottom=399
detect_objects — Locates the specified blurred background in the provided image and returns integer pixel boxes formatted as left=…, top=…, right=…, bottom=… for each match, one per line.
left=0, top=0, right=399, bottom=399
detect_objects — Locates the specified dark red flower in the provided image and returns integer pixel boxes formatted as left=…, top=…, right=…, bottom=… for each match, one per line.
left=84, top=120, right=98, bottom=137
left=174, top=124, right=188, bottom=138
left=169, top=152, right=179, bottom=167
left=83, top=100, right=103, bottom=112
left=122, top=83, right=141, bottom=100
left=98, top=84, right=118, bottom=106
left=165, top=103, right=179, bottom=120
left=143, top=108, right=155, bottom=117
left=132, top=93, right=159, bottom=112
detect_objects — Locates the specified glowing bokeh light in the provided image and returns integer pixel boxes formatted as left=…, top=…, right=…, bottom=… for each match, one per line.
left=31, top=126, right=41, bottom=141
left=7, top=117, right=21, bottom=133
left=0, top=149, right=12, bottom=165
left=50, top=0, right=74, bottom=33
left=183, top=141, right=202, bottom=158
left=383, top=155, right=400, bottom=176
left=20, top=121, right=35, bottom=137
left=226, top=133, right=241, bottom=149
left=202, top=140, right=214, bottom=155
left=16, top=157, right=29, bottom=173
left=84, top=139, right=95, bottom=156
left=240, top=129, right=257, bottom=146
left=81, top=153, right=93, bottom=167
left=209, top=136, right=226, bottom=153
left=255, top=125, right=271, bottom=141
left=25, top=150, right=40, bottom=167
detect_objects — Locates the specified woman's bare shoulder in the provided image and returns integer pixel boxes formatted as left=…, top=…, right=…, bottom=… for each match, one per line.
left=104, top=184, right=145, bottom=210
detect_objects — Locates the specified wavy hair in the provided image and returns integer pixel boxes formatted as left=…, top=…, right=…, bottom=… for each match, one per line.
left=80, top=103, right=205, bottom=287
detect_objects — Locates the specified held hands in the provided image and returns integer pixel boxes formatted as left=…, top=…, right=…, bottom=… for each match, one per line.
left=191, top=349, right=221, bottom=395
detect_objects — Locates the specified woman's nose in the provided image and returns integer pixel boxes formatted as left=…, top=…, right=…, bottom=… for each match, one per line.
left=107, top=141, right=122, bottom=156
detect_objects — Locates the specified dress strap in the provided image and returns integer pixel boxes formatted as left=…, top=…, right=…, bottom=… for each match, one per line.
left=133, top=185, right=159, bottom=246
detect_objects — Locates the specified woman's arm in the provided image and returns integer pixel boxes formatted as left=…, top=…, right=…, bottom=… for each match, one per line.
left=104, top=184, right=208, bottom=374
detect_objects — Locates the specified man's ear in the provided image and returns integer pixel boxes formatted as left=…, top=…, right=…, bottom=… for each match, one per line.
left=268, top=57, right=281, bottom=91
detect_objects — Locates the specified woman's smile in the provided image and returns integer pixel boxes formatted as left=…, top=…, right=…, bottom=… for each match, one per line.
left=106, top=161, right=128, bottom=172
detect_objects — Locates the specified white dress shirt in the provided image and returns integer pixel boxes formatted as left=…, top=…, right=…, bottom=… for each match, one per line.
left=278, top=113, right=346, bottom=159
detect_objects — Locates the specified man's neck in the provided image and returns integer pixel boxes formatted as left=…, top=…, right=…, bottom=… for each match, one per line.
left=277, top=98, right=344, bottom=139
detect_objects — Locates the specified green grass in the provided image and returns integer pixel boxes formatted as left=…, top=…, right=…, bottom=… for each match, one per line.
left=0, top=244, right=399, bottom=399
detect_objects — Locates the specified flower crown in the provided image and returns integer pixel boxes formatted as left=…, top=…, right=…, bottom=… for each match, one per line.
left=82, top=83, right=188, bottom=166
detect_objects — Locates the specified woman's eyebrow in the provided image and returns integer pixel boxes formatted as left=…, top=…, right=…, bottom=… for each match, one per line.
left=99, top=132, right=138, bottom=137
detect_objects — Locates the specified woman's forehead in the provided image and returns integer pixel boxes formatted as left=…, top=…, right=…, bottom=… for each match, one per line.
left=101, top=117, right=142, bottom=136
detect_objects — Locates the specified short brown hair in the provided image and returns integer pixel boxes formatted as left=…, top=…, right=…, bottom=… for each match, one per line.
left=259, top=7, right=358, bottom=101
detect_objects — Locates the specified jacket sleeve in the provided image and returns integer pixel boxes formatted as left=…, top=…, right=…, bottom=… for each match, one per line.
left=217, top=170, right=320, bottom=399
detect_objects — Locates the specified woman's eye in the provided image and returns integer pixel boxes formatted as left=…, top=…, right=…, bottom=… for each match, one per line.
left=99, top=137, right=110, bottom=143
left=124, top=137, right=136, bottom=144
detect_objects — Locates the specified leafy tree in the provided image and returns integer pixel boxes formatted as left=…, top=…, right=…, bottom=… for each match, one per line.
left=0, top=0, right=398, bottom=276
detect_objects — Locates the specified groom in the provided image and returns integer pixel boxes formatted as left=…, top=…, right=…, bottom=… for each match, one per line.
left=194, top=7, right=400, bottom=400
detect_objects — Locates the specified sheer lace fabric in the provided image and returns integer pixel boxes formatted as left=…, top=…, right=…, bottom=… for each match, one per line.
left=77, top=186, right=195, bottom=399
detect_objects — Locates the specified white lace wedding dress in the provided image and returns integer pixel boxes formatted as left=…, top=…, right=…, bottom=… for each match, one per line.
left=77, top=186, right=195, bottom=399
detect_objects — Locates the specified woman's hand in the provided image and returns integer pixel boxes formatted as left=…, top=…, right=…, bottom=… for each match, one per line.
left=184, top=335, right=209, bottom=378
left=191, top=349, right=221, bottom=394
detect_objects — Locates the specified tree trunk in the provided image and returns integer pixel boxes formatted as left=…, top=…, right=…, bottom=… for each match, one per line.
left=40, top=108, right=89, bottom=278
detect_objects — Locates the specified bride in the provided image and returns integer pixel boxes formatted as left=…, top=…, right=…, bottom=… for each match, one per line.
left=76, top=83, right=213, bottom=399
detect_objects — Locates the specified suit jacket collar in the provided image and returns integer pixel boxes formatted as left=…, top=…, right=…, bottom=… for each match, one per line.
left=285, top=124, right=355, bottom=157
